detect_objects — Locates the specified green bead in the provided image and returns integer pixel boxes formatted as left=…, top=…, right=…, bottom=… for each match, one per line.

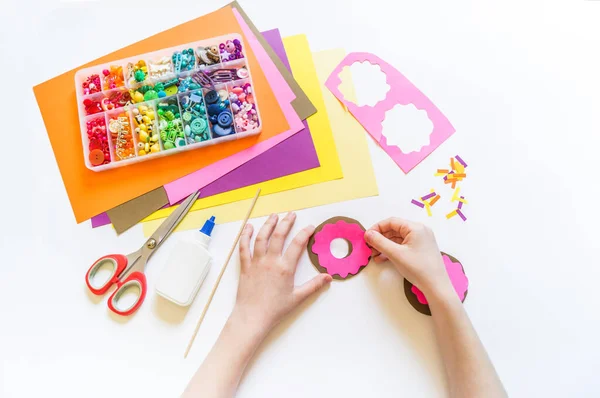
left=154, top=82, right=165, bottom=91
left=165, top=111, right=175, bottom=121
left=144, top=90, right=158, bottom=101
left=134, top=70, right=145, bottom=82
left=164, top=141, right=175, bottom=150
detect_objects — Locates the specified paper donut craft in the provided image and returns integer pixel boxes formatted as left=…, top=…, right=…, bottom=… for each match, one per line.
left=307, top=217, right=372, bottom=280
left=404, top=252, right=469, bottom=316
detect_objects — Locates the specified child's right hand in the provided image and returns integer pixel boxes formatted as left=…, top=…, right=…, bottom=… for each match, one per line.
left=364, top=218, right=455, bottom=299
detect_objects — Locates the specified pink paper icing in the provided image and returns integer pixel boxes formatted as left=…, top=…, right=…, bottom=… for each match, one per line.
left=411, top=254, right=469, bottom=305
left=311, top=220, right=371, bottom=278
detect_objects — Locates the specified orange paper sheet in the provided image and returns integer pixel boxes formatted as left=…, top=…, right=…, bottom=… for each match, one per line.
left=34, top=6, right=288, bottom=223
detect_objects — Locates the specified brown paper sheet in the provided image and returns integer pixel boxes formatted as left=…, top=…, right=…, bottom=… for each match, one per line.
left=225, top=1, right=317, bottom=120
left=106, top=188, right=169, bottom=234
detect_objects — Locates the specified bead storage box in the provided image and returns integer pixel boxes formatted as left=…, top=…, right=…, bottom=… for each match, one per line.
left=75, top=34, right=262, bottom=171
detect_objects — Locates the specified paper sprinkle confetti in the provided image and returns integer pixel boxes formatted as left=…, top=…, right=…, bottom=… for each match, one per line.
left=412, top=190, right=441, bottom=216
left=446, top=210, right=457, bottom=219
left=421, top=192, right=436, bottom=201
left=411, top=199, right=425, bottom=208
left=456, top=209, right=467, bottom=221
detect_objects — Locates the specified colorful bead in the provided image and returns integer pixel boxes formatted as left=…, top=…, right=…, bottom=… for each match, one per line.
left=157, top=97, right=185, bottom=150
left=86, top=116, right=110, bottom=166
left=132, top=103, right=159, bottom=156
left=126, top=60, right=148, bottom=86
left=82, top=74, right=101, bottom=95
left=195, top=45, right=220, bottom=68
left=219, top=39, right=244, bottom=62
left=102, top=65, right=125, bottom=90
left=108, top=112, right=135, bottom=160
left=147, top=56, right=174, bottom=79
left=172, top=48, right=195, bottom=74
left=229, top=82, right=259, bottom=132
left=178, top=90, right=210, bottom=144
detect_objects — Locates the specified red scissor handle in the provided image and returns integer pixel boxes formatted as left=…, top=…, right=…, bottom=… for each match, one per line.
left=107, top=271, right=147, bottom=316
left=85, top=254, right=128, bottom=295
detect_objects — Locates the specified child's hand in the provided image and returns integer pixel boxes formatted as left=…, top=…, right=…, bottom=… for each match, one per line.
left=233, top=213, right=332, bottom=335
left=365, top=218, right=454, bottom=299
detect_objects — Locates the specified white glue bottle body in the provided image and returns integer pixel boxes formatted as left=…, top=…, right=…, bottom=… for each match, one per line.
left=155, top=216, right=215, bottom=306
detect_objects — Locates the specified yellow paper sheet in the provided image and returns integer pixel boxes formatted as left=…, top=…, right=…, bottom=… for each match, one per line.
left=143, top=46, right=378, bottom=236
left=140, top=35, right=342, bottom=223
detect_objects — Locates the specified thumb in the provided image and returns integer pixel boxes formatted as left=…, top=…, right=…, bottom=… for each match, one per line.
left=365, top=230, right=404, bottom=260
left=294, top=273, right=332, bottom=305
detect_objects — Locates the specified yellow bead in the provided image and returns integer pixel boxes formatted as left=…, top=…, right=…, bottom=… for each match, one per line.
left=139, top=131, right=149, bottom=142
left=146, top=111, right=155, bottom=119
left=145, top=143, right=150, bottom=153
left=139, top=124, right=147, bottom=131
left=151, top=134, right=159, bottom=142
left=133, top=92, right=144, bottom=103
left=139, top=105, right=148, bottom=114
left=138, top=149, right=146, bottom=156
left=142, top=116, right=151, bottom=124
left=150, top=144, right=160, bottom=153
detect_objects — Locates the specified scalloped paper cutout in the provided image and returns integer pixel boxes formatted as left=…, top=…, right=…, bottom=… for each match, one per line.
left=325, top=52, right=455, bottom=173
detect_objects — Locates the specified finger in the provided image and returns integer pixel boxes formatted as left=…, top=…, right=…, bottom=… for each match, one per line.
left=373, top=253, right=388, bottom=264
left=239, top=223, right=254, bottom=271
left=364, top=230, right=404, bottom=261
left=254, top=214, right=278, bottom=255
left=293, top=273, right=332, bottom=305
left=368, top=217, right=418, bottom=239
left=283, top=225, right=315, bottom=267
left=268, top=212, right=297, bottom=256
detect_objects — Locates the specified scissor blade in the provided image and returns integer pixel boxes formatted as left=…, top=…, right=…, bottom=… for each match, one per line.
left=148, top=191, right=200, bottom=251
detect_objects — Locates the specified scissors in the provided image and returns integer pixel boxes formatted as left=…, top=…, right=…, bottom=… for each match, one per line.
left=85, top=191, right=200, bottom=316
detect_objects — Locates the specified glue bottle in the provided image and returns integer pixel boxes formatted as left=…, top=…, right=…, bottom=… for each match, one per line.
left=155, top=216, right=215, bottom=306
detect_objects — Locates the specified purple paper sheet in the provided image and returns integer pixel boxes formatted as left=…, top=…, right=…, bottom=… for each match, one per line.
left=91, top=28, right=319, bottom=228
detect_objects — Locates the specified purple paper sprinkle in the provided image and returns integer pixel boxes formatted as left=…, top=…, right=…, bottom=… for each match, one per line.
left=411, top=199, right=425, bottom=208
left=421, top=192, right=436, bottom=201
left=456, top=209, right=467, bottom=221
left=455, top=155, right=468, bottom=168
left=457, top=196, right=465, bottom=210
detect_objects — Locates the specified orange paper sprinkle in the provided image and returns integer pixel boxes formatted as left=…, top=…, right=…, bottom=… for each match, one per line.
left=429, top=195, right=441, bottom=206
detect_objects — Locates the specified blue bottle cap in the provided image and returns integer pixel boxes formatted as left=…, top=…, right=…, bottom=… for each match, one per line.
left=200, top=216, right=216, bottom=237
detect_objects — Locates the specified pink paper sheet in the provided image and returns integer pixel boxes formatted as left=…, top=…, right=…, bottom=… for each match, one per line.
left=325, top=52, right=455, bottom=173
left=163, top=9, right=305, bottom=204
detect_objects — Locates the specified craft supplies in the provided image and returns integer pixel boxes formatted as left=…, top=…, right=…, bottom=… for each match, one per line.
left=325, top=52, right=455, bottom=173
left=156, top=216, right=215, bottom=306
left=37, top=6, right=293, bottom=224
left=307, top=217, right=372, bottom=279
left=411, top=189, right=441, bottom=217
left=75, top=34, right=263, bottom=171
left=184, top=188, right=260, bottom=358
left=86, top=116, right=111, bottom=166
left=85, top=191, right=200, bottom=316
left=404, top=253, right=468, bottom=316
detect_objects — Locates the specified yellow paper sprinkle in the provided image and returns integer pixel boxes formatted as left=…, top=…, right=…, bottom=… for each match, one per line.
left=446, top=210, right=458, bottom=219
left=451, top=187, right=461, bottom=202
left=457, top=197, right=468, bottom=204
left=424, top=202, right=432, bottom=217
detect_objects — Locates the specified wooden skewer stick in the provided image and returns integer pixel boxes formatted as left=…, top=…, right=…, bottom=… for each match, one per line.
left=184, top=188, right=261, bottom=358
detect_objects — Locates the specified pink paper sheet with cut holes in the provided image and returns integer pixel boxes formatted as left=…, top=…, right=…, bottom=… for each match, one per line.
left=412, top=254, right=469, bottom=304
left=325, top=52, right=455, bottom=173
left=311, top=220, right=371, bottom=278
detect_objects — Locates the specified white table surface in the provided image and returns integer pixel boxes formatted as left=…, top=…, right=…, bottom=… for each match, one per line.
left=2, top=0, right=600, bottom=396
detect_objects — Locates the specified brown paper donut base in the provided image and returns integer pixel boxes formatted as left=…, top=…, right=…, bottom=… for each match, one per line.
left=307, top=216, right=371, bottom=281
left=404, top=252, right=468, bottom=316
